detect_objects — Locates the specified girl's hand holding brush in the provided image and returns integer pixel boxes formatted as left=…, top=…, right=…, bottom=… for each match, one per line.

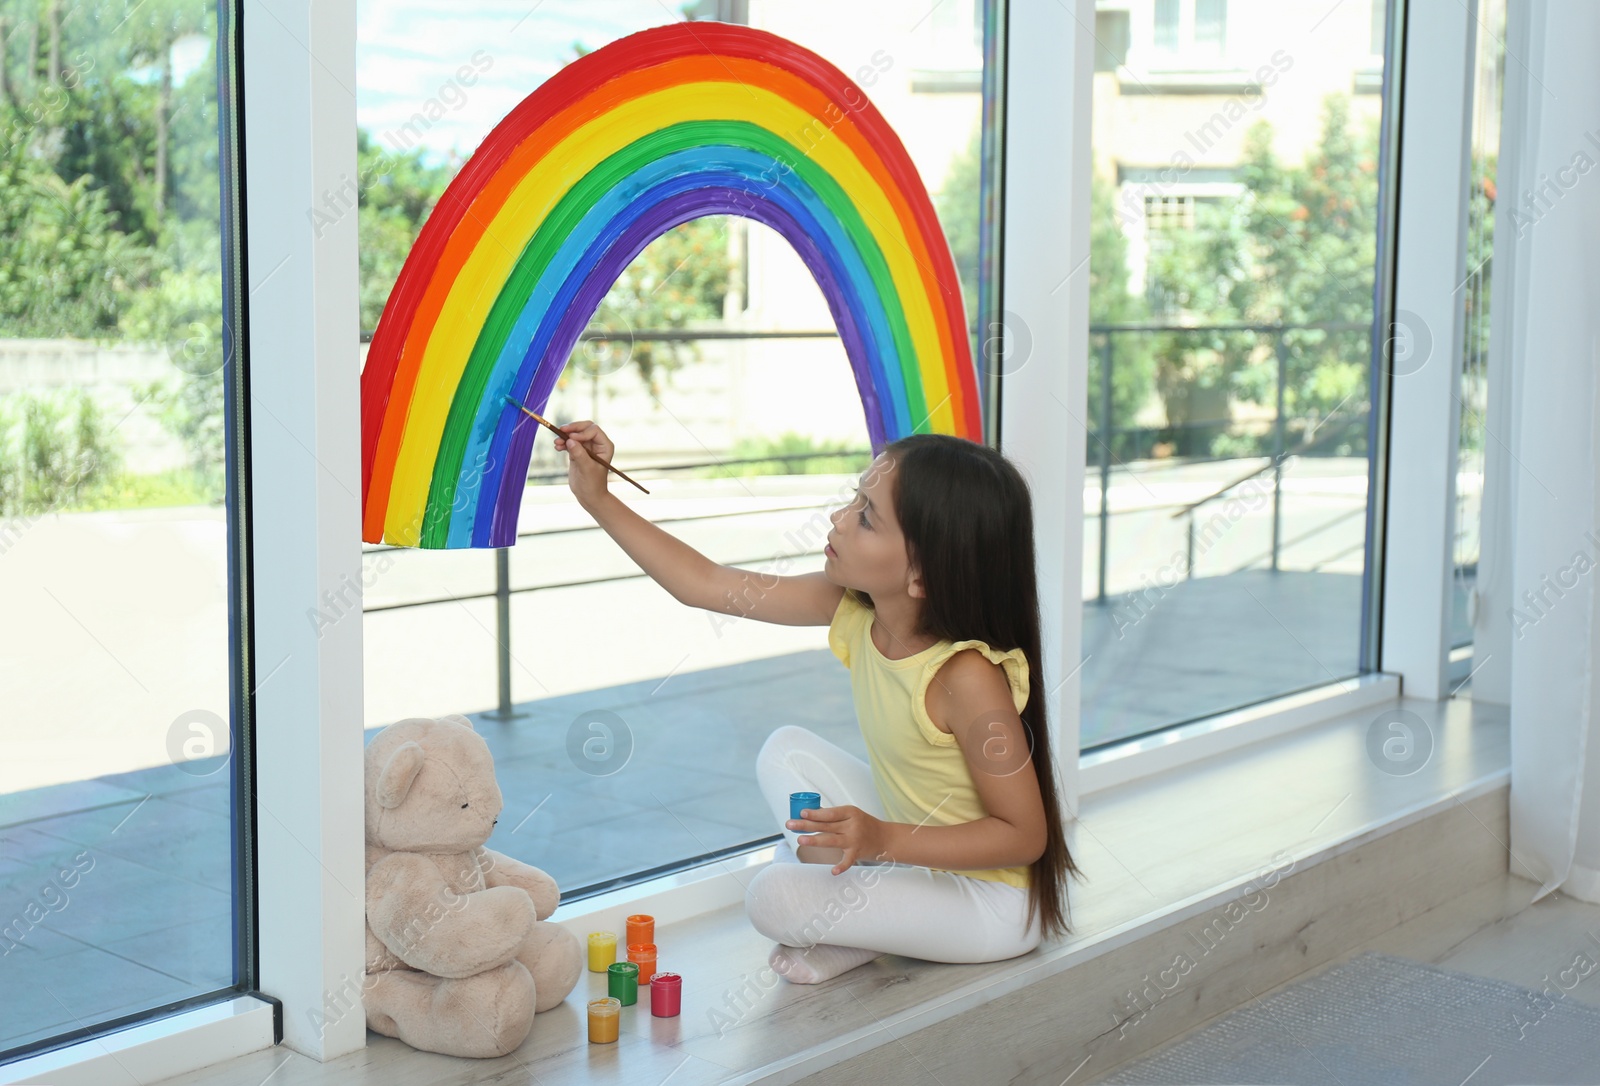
left=499, top=397, right=649, bottom=503
left=554, top=420, right=618, bottom=508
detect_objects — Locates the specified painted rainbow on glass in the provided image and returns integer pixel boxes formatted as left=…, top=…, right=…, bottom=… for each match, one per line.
left=360, top=21, right=982, bottom=549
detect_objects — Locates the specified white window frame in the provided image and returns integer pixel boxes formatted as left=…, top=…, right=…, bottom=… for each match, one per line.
left=1379, top=0, right=1477, bottom=700
left=241, top=0, right=368, bottom=1065
left=996, top=0, right=1093, bottom=819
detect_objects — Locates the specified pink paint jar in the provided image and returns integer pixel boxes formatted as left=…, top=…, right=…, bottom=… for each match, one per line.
left=650, top=971, right=682, bottom=1017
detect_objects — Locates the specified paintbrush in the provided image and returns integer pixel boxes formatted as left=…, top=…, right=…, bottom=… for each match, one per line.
left=502, top=396, right=651, bottom=494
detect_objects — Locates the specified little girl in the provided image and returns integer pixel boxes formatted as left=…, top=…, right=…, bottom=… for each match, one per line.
left=555, top=420, right=1082, bottom=984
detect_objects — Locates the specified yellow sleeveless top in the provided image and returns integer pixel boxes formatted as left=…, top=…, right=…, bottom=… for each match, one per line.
left=827, top=590, right=1032, bottom=890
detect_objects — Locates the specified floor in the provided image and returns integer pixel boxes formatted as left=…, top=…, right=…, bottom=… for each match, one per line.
left=1082, top=885, right=1600, bottom=1084
left=0, top=772, right=233, bottom=1054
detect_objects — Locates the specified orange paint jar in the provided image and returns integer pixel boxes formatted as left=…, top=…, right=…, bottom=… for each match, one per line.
left=627, top=942, right=658, bottom=985
left=587, top=997, right=620, bottom=1044
left=626, top=913, right=654, bottom=946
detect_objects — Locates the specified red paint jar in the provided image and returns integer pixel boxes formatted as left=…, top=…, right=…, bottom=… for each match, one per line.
left=650, top=971, right=682, bottom=1017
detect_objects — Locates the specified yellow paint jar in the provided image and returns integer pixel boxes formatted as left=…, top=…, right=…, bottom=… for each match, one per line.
left=587, top=931, right=617, bottom=972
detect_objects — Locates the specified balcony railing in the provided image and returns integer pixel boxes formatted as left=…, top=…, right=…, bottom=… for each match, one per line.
left=361, top=320, right=1374, bottom=716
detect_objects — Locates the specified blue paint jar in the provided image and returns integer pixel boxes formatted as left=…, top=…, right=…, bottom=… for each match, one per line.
left=790, top=791, right=821, bottom=838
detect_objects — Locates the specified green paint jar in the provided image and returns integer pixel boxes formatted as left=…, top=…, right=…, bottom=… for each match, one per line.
left=607, top=960, right=639, bottom=1006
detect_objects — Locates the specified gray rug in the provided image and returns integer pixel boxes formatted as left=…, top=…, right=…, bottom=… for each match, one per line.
left=1099, top=951, right=1600, bottom=1085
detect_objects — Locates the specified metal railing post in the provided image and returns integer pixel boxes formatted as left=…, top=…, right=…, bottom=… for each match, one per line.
left=488, top=546, right=526, bottom=720
left=1272, top=333, right=1288, bottom=573
left=1097, top=333, right=1113, bottom=604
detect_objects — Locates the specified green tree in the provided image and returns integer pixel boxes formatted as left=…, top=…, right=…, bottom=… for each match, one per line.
left=356, top=126, right=457, bottom=332
left=0, top=0, right=226, bottom=505
left=935, top=124, right=983, bottom=327
left=565, top=216, right=732, bottom=408
left=1458, top=151, right=1495, bottom=457
left=1145, top=92, right=1380, bottom=456
left=0, top=387, right=120, bottom=515
left=940, top=123, right=1157, bottom=459
left=0, top=116, right=145, bottom=337
left=120, top=0, right=212, bottom=220
left=1088, top=171, right=1158, bottom=460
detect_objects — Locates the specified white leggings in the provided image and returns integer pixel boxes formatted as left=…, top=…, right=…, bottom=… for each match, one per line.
left=744, top=724, right=1043, bottom=964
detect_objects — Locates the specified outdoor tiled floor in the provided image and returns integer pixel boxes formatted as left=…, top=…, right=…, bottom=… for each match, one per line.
left=0, top=785, right=234, bottom=1051
left=476, top=648, right=862, bottom=890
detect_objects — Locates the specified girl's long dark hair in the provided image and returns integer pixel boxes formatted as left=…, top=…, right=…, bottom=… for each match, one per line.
left=854, top=433, right=1084, bottom=941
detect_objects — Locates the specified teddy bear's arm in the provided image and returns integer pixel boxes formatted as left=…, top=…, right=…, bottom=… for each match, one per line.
left=476, top=846, right=561, bottom=920
left=368, top=852, right=536, bottom=979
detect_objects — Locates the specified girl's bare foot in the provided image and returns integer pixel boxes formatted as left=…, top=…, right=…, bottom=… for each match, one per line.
left=769, top=941, right=880, bottom=984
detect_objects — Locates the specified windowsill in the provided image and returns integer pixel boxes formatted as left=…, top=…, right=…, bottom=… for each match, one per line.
left=128, top=687, right=1507, bottom=1084
left=1, top=995, right=276, bottom=1086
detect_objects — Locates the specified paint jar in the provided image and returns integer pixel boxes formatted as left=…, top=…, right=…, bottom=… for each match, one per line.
left=650, top=972, right=682, bottom=1018
left=587, top=997, right=620, bottom=1044
left=790, top=791, right=821, bottom=838
left=626, top=913, right=654, bottom=947
left=607, top=960, right=640, bottom=1006
left=587, top=931, right=617, bottom=972
left=627, top=942, right=657, bottom=985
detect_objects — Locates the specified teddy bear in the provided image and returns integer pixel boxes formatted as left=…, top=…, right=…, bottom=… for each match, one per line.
left=362, top=714, right=584, bottom=1058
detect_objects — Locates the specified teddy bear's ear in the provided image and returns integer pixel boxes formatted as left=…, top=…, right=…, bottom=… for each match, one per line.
left=376, top=741, right=427, bottom=809
left=443, top=713, right=475, bottom=733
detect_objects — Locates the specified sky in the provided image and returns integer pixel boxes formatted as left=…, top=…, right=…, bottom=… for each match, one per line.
left=356, top=0, right=693, bottom=165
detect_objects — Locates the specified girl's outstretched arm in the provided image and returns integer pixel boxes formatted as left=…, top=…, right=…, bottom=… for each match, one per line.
left=560, top=419, right=844, bottom=626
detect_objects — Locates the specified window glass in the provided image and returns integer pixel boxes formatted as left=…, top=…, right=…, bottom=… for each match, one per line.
left=0, top=0, right=238, bottom=1058
left=1084, top=0, right=1391, bottom=748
